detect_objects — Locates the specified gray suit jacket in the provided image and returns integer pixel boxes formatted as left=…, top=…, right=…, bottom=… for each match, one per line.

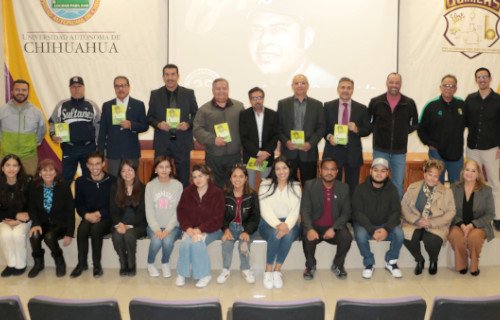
left=277, top=96, right=325, bottom=162
left=451, top=183, right=495, bottom=241
left=300, top=178, right=351, bottom=232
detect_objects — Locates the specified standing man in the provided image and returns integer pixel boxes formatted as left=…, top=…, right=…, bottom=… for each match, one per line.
left=277, top=74, right=325, bottom=185
left=323, top=77, right=371, bottom=192
left=0, top=79, right=46, bottom=175
left=193, top=78, right=244, bottom=187
left=301, top=159, right=352, bottom=280
left=368, top=73, right=418, bottom=197
left=464, top=67, right=500, bottom=229
left=70, top=152, right=115, bottom=278
left=147, top=64, right=198, bottom=187
left=98, top=76, right=148, bottom=177
left=418, top=74, right=465, bottom=184
left=352, top=158, right=403, bottom=279
left=239, top=87, right=278, bottom=188
left=49, top=76, right=100, bottom=182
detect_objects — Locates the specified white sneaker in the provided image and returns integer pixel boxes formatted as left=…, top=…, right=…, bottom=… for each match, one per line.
left=161, top=263, right=171, bottom=278
left=195, top=275, right=212, bottom=288
left=362, top=265, right=374, bottom=279
left=273, top=271, right=283, bottom=289
left=263, top=272, right=274, bottom=289
left=147, top=264, right=160, bottom=277
left=241, top=269, right=255, bottom=284
left=385, top=260, right=402, bottom=278
left=175, top=275, right=185, bottom=286
left=217, top=268, right=231, bottom=284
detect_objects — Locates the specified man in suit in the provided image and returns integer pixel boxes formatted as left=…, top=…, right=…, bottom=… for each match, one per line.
left=301, top=158, right=352, bottom=280
left=239, top=87, right=278, bottom=188
left=277, top=74, right=325, bottom=185
left=323, top=77, right=371, bottom=192
left=98, top=76, right=148, bottom=177
left=147, top=64, right=199, bottom=187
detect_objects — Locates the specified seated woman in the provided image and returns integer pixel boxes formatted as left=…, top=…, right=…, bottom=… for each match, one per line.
left=28, top=159, right=75, bottom=278
left=448, top=160, right=494, bottom=276
left=110, top=160, right=146, bottom=277
left=258, top=157, right=301, bottom=289
left=401, top=159, right=455, bottom=275
left=176, top=164, right=224, bottom=288
left=217, top=164, right=260, bottom=284
left=0, top=155, right=32, bottom=277
left=145, top=156, right=183, bottom=278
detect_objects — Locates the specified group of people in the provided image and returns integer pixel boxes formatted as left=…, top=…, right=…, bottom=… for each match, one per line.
left=0, top=64, right=497, bottom=289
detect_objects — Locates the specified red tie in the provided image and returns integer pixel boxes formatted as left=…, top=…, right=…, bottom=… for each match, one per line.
left=342, top=103, right=349, bottom=125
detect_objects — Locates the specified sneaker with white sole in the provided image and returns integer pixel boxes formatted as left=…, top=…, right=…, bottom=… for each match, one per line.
left=217, top=268, right=230, bottom=284
left=362, top=265, right=374, bottom=279
left=161, top=263, right=171, bottom=278
left=263, top=272, right=273, bottom=289
left=147, top=264, right=160, bottom=277
left=241, top=269, right=255, bottom=284
left=273, top=271, right=283, bottom=289
left=385, top=260, right=402, bottom=278
left=195, top=275, right=212, bottom=288
left=175, top=275, right=185, bottom=286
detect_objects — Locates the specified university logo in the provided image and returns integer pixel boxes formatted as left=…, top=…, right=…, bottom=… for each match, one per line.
left=443, top=0, right=500, bottom=58
left=41, top=0, right=101, bottom=26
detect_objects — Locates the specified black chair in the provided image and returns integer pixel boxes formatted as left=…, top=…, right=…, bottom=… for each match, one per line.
left=430, top=295, right=500, bottom=320
left=28, top=296, right=121, bottom=320
left=230, top=298, right=324, bottom=320
left=334, top=296, right=426, bottom=320
left=129, top=298, right=222, bottom=320
left=0, top=296, right=26, bottom=320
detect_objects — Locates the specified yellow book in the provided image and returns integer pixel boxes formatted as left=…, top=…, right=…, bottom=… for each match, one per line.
left=166, top=108, right=181, bottom=129
left=54, top=123, right=70, bottom=143
left=291, top=130, right=305, bottom=146
left=214, top=122, right=231, bottom=143
left=246, top=157, right=268, bottom=172
left=112, top=105, right=126, bottom=125
left=334, top=124, right=349, bottom=145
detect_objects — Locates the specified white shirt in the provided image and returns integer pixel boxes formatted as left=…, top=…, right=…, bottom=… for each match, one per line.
left=254, top=109, right=264, bottom=149
left=258, top=180, right=302, bottom=229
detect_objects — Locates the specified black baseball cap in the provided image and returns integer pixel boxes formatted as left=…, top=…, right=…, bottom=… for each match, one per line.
left=69, top=76, right=84, bottom=86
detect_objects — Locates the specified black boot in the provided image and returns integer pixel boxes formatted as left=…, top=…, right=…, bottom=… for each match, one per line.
left=119, top=256, right=128, bottom=276
left=28, top=256, right=45, bottom=278
left=93, top=262, right=103, bottom=278
left=429, top=261, right=438, bottom=275
left=54, top=254, right=66, bottom=277
left=414, top=260, right=425, bottom=275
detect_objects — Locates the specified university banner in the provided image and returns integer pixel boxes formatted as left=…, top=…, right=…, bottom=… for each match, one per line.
left=2, top=0, right=167, bottom=164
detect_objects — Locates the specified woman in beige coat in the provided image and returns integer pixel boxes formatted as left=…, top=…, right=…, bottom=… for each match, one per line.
left=401, top=159, right=455, bottom=275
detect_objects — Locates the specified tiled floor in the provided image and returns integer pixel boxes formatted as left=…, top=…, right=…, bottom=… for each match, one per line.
left=2, top=264, right=499, bottom=320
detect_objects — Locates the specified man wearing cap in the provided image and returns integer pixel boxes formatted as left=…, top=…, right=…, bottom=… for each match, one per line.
left=351, top=157, right=404, bottom=279
left=49, top=76, right=100, bottom=182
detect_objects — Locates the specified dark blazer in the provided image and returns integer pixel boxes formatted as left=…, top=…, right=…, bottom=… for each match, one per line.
left=323, top=99, right=371, bottom=167
left=451, top=183, right=495, bottom=241
left=239, top=107, right=278, bottom=166
left=147, top=86, right=198, bottom=155
left=300, top=178, right=351, bottom=232
left=277, top=96, right=325, bottom=161
left=98, top=97, right=148, bottom=159
left=29, top=181, right=75, bottom=237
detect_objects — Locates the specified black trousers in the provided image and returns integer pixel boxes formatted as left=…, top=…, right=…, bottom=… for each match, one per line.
left=404, top=228, right=443, bottom=262
left=111, top=226, right=146, bottom=269
left=155, top=150, right=191, bottom=188
left=205, top=153, right=241, bottom=188
left=76, top=219, right=112, bottom=265
left=290, top=158, right=318, bottom=186
left=30, top=223, right=66, bottom=258
left=302, top=226, right=352, bottom=269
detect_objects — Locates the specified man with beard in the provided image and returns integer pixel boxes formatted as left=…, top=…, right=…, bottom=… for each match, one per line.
left=0, top=79, right=46, bottom=175
left=351, top=158, right=403, bottom=279
left=300, top=158, right=352, bottom=280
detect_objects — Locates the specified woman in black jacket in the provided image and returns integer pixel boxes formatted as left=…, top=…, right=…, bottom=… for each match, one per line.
left=216, top=164, right=260, bottom=284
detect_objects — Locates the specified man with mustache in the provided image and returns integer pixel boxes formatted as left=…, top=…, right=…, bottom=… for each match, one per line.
left=0, top=79, right=46, bottom=175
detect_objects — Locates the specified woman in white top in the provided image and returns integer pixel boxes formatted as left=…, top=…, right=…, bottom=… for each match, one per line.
left=258, top=157, right=301, bottom=289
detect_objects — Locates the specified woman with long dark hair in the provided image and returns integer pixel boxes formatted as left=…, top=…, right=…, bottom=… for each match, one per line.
left=0, top=154, right=31, bottom=277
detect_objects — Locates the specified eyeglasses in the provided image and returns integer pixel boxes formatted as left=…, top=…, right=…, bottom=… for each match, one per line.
left=114, top=84, right=129, bottom=89
left=441, top=84, right=456, bottom=89
left=476, top=75, right=490, bottom=80
left=250, top=96, right=264, bottom=101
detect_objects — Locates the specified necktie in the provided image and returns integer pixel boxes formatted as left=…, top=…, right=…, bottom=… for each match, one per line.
left=342, top=103, right=349, bottom=125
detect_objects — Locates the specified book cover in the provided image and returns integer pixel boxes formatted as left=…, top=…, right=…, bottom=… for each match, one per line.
left=334, top=124, right=349, bottom=145
left=246, top=157, right=268, bottom=172
left=166, top=108, right=181, bottom=128
left=214, top=122, right=232, bottom=143
left=290, top=130, right=305, bottom=146
left=112, top=105, right=126, bottom=125
left=55, top=123, right=70, bottom=143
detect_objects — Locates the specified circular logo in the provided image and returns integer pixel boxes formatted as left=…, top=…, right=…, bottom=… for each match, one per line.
left=41, top=0, right=100, bottom=26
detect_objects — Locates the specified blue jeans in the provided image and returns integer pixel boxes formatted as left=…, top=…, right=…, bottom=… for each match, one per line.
left=353, top=223, right=404, bottom=267
left=428, top=149, right=463, bottom=184
left=176, top=229, right=222, bottom=279
left=259, top=218, right=300, bottom=265
left=373, top=150, right=406, bottom=198
left=221, top=222, right=252, bottom=270
left=147, top=226, right=181, bottom=264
